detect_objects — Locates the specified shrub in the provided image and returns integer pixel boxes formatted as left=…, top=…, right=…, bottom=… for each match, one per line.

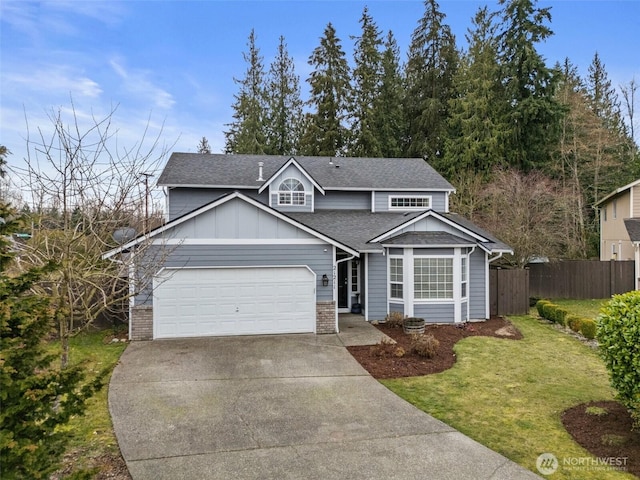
left=384, top=311, right=404, bottom=328
left=541, top=303, right=557, bottom=321
left=536, top=299, right=551, bottom=317
left=579, top=318, right=597, bottom=339
left=410, top=333, right=439, bottom=358
left=597, top=291, right=640, bottom=427
left=369, top=337, right=398, bottom=357
left=554, top=307, right=569, bottom=326
left=566, top=314, right=583, bottom=332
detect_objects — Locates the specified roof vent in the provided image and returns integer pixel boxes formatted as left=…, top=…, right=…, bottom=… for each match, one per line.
left=257, top=161, right=264, bottom=181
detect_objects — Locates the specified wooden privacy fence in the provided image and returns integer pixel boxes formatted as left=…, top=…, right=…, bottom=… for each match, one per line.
left=529, top=260, right=634, bottom=299
left=490, top=268, right=530, bottom=316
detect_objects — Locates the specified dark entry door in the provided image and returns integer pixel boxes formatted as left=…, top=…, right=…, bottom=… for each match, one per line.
left=338, top=261, right=348, bottom=309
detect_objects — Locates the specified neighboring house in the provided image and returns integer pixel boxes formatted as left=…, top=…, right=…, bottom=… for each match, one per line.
left=594, top=178, right=640, bottom=290
left=105, top=154, right=512, bottom=340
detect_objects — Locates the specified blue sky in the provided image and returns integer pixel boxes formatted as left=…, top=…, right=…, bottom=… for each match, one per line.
left=1, top=0, right=639, bottom=186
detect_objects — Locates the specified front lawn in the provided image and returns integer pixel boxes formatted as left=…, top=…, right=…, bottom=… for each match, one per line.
left=382, top=314, right=636, bottom=479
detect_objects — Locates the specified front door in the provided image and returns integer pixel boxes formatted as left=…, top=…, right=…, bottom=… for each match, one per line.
left=338, top=261, right=349, bottom=309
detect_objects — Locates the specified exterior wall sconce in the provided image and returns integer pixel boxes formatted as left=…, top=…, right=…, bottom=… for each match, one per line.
left=322, top=274, right=329, bottom=287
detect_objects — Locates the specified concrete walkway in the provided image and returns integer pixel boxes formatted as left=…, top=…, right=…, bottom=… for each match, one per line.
left=109, top=327, right=540, bottom=479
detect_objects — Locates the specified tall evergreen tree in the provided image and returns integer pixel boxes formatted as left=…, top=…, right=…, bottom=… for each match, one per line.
left=197, top=136, right=212, bottom=154
left=496, top=0, right=561, bottom=171
left=224, top=29, right=268, bottom=154
left=349, top=7, right=383, bottom=157
left=403, top=0, right=459, bottom=164
left=552, top=59, right=599, bottom=257
left=300, top=23, right=352, bottom=157
left=375, top=31, right=406, bottom=158
left=265, top=36, right=304, bottom=155
left=443, top=7, right=506, bottom=178
left=586, top=52, right=638, bottom=203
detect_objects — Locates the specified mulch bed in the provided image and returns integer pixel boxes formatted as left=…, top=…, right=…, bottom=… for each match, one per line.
left=562, top=401, right=640, bottom=478
left=346, top=316, right=522, bottom=380
left=346, top=318, right=639, bottom=478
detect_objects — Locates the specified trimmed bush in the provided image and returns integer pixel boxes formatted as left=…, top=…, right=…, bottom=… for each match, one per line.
left=410, top=333, right=439, bottom=358
left=597, top=291, right=640, bottom=427
left=542, top=303, right=557, bottom=321
left=536, top=299, right=551, bottom=317
left=566, top=314, right=583, bottom=332
left=579, top=318, right=597, bottom=339
left=554, top=307, right=569, bottom=326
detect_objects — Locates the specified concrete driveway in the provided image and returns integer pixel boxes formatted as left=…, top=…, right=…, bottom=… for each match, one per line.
left=109, top=333, right=540, bottom=479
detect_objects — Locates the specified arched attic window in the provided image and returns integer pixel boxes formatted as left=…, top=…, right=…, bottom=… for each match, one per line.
left=278, top=178, right=305, bottom=205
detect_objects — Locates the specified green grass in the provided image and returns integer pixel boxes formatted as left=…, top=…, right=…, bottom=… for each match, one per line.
left=548, top=298, right=609, bottom=319
left=382, top=314, right=635, bottom=479
left=51, top=328, right=128, bottom=476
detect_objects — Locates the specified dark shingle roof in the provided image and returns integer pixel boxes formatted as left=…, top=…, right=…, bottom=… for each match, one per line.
left=286, top=210, right=423, bottom=252
left=382, top=232, right=476, bottom=246
left=157, top=153, right=455, bottom=191
left=624, top=218, right=640, bottom=242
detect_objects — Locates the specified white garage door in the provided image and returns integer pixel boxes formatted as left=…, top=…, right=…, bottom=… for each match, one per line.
left=153, top=267, right=316, bottom=339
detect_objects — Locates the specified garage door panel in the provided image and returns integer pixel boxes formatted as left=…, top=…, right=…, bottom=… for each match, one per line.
left=154, top=267, right=317, bottom=339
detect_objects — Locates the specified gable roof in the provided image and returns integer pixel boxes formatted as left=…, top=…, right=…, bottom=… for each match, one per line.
left=286, top=210, right=424, bottom=252
left=624, top=218, right=640, bottom=243
left=594, top=178, right=640, bottom=207
left=158, top=153, right=455, bottom=192
left=257, top=157, right=325, bottom=194
left=287, top=209, right=512, bottom=254
left=102, top=192, right=359, bottom=259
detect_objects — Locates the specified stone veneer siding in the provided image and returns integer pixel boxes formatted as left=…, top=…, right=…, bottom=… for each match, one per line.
left=130, top=305, right=153, bottom=341
left=316, top=300, right=337, bottom=334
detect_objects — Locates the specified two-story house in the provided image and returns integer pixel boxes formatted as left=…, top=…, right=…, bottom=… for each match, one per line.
left=105, top=154, right=512, bottom=340
left=594, top=178, right=640, bottom=289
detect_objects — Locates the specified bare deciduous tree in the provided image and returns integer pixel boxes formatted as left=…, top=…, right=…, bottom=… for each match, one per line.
left=13, top=101, right=172, bottom=366
left=477, top=168, right=576, bottom=268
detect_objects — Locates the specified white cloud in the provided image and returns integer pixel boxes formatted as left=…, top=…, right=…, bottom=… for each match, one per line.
left=3, top=65, right=103, bottom=98
left=110, top=58, right=175, bottom=110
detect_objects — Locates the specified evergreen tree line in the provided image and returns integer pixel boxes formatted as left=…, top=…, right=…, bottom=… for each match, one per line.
left=220, top=0, right=639, bottom=260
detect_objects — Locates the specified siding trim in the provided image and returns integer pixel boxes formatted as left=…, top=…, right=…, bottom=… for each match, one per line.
left=153, top=238, right=326, bottom=245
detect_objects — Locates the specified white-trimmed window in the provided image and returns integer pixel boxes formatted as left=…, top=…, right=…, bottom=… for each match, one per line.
left=389, top=257, right=403, bottom=299
left=414, top=257, right=453, bottom=300
left=461, top=256, right=468, bottom=298
left=278, top=178, right=305, bottom=205
left=389, top=195, right=431, bottom=210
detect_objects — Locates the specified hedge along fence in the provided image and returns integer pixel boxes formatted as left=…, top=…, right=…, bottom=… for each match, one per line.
left=535, top=300, right=597, bottom=339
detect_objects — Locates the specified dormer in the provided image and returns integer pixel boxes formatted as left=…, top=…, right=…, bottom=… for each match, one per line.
left=258, top=157, right=324, bottom=212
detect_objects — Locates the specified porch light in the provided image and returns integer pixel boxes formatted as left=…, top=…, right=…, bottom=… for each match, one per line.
left=322, top=274, right=329, bottom=287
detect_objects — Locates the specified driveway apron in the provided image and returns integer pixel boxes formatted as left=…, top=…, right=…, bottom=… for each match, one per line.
left=109, top=334, right=540, bottom=479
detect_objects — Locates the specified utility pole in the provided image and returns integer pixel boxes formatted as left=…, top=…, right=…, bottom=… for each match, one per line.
left=140, top=172, right=153, bottom=232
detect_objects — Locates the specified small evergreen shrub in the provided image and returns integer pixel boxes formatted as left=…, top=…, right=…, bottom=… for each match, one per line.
left=536, top=299, right=551, bottom=317
left=384, top=311, right=405, bottom=328
left=554, top=307, right=569, bottom=326
left=566, top=314, right=583, bottom=332
left=579, top=318, right=597, bottom=339
left=597, top=291, right=640, bottom=427
left=542, top=303, right=557, bottom=321
left=410, top=333, right=439, bottom=358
